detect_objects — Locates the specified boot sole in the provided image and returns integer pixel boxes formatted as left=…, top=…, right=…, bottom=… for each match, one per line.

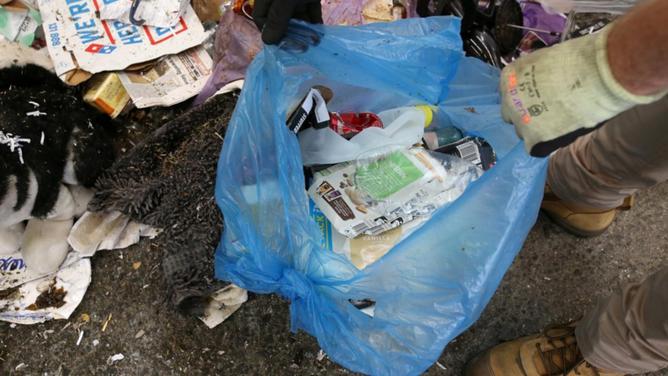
left=541, top=209, right=609, bottom=238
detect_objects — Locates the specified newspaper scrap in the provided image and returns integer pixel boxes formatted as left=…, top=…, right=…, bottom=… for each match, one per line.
left=199, top=284, right=248, bottom=329
left=0, top=3, right=41, bottom=46
left=37, top=0, right=207, bottom=84
left=117, top=45, right=213, bottom=108
left=99, top=0, right=189, bottom=28
left=0, top=251, right=91, bottom=324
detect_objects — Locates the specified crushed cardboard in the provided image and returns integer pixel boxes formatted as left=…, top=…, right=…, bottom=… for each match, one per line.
left=38, top=0, right=206, bottom=85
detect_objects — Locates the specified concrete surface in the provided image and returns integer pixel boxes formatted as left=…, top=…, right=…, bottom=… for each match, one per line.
left=1, top=182, right=666, bottom=375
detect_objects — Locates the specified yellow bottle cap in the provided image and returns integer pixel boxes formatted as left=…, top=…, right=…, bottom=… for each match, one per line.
left=415, top=105, right=434, bottom=128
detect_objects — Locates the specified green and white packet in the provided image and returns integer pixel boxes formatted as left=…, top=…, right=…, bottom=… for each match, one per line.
left=308, top=147, right=482, bottom=239
left=0, top=6, right=41, bottom=46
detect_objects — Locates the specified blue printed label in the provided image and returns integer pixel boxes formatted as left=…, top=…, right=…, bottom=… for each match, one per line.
left=309, top=199, right=333, bottom=251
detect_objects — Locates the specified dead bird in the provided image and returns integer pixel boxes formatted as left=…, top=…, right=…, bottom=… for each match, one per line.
left=0, top=41, right=115, bottom=273
left=88, top=92, right=237, bottom=317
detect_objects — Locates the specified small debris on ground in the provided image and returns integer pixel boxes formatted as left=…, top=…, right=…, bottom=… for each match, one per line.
left=76, top=330, right=84, bottom=346
left=107, top=353, right=125, bottom=365
left=101, top=313, right=113, bottom=332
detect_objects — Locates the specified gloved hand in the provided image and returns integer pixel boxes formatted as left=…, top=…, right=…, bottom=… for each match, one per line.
left=252, top=0, right=323, bottom=45
left=499, top=24, right=667, bottom=157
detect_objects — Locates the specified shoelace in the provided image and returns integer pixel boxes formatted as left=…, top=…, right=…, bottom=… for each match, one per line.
left=571, top=359, right=601, bottom=376
left=535, top=324, right=584, bottom=376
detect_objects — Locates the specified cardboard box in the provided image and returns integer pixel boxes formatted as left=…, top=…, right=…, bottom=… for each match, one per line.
left=84, top=72, right=131, bottom=118
left=37, top=0, right=207, bottom=85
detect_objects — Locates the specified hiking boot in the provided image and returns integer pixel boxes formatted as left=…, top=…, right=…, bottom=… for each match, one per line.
left=541, top=186, right=633, bottom=238
left=465, top=324, right=623, bottom=376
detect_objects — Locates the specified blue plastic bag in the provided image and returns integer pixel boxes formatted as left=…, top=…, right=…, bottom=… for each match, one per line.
left=214, top=17, right=547, bottom=375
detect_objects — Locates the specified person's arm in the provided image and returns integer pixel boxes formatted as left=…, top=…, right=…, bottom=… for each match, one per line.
left=607, top=0, right=668, bottom=96
left=500, top=0, right=668, bottom=157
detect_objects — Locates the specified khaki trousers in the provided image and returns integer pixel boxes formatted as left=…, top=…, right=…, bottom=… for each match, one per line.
left=548, top=96, right=668, bottom=374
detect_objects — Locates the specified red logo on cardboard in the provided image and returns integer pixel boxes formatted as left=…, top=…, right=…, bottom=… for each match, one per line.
left=143, top=19, right=189, bottom=45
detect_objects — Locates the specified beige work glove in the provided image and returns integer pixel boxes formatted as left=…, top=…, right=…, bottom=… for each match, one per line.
left=499, top=24, right=667, bottom=157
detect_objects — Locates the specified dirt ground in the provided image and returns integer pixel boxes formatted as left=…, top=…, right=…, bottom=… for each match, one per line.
left=1, top=101, right=667, bottom=375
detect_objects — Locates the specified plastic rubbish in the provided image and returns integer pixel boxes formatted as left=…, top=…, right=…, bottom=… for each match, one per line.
left=287, top=87, right=331, bottom=133
left=299, top=106, right=431, bottom=166
left=434, top=136, right=497, bottom=171
left=192, top=0, right=234, bottom=22
left=512, top=0, right=567, bottom=56
left=329, top=112, right=383, bottom=139
left=193, top=10, right=262, bottom=105
left=363, top=0, right=409, bottom=23
left=423, top=126, right=465, bottom=150
left=195, top=0, right=418, bottom=105
left=308, top=148, right=481, bottom=238
left=0, top=3, right=41, bottom=46
left=541, top=0, right=638, bottom=14
left=311, top=200, right=429, bottom=270
left=214, top=18, right=547, bottom=375
left=323, top=0, right=418, bottom=26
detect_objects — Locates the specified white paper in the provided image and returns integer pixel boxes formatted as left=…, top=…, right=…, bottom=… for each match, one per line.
left=0, top=251, right=82, bottom=290
left=117, top=46, right=213, bottom=108
left=199, top=284, right=248, bottom=329
left=0, top=252, right=91, bottom=325
left=68, top=211, right=160, bottom=257
left=38, top=0, right=206, bottom=80
left=99, top=0, right=189, bottom=28
left=212, top=79, right=244, bottom=98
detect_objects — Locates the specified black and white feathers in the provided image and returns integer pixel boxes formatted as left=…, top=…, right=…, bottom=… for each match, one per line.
left=0, top=43, right=115, bottom=272
left=0, top=64, right=115, bottom=219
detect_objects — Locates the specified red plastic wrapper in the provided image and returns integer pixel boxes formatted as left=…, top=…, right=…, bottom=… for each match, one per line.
left=329, top=112, right=383, bottom=139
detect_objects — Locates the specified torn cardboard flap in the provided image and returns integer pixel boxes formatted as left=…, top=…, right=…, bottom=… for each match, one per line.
left=37, top=0, right=207, bottom=85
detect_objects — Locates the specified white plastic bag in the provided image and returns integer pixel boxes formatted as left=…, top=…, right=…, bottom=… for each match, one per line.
left=299, top=106, right=430, bottom=166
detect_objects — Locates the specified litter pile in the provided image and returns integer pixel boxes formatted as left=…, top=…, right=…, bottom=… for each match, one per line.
left=0, top=0, right=425, bottom=327
left=420, top=0, right=636, bottom=67
left=290, top=89, right=494, bottom=273
left=0, top=0, right=635, bottom=373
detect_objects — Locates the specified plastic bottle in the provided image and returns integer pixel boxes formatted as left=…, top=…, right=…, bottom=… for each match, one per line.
left=376, top=105, right=434, bottom=129
left=423, top=126, right=465, bottom=150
